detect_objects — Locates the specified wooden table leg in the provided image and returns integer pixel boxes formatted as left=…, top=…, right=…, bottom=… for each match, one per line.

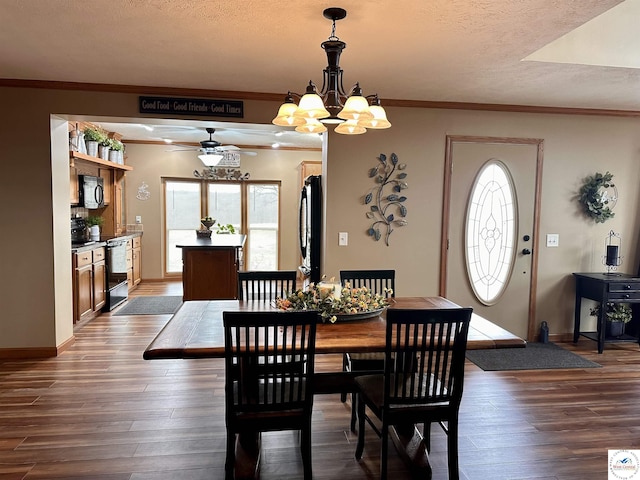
left=389, top=423, right=432, bottom=479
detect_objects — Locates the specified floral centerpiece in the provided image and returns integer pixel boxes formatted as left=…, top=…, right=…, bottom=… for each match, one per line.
left=276, top=278, right=392, bottom=323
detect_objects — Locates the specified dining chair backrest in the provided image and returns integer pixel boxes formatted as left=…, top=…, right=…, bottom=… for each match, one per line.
left=340, top=269, right=395, bottom=298
left=223, top=310, right=317, bottom=415
left=238, top=270, right=297, bottom=301
left=384, top=307, right=472, bottom=408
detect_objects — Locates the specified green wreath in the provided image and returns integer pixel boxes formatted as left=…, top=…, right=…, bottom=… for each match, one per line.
left=578, top=171, right=616, bottom=224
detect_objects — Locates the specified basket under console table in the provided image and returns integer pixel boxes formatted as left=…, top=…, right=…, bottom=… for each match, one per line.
left=573, top=272, right=640, bottom=353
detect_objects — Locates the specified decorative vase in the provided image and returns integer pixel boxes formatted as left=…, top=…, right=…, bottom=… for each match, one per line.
left=77, top=132, right=87, bottom=154
left=606, top=320, right=625, bottom=338
left=69, top=129, right=79, bottom=151
left=109, top=150, right=119, bottom=162
left=90, top=225, right=100, bottom=241
left=201, top=219, right=215, bottom=230
left=86, top=140, right=98, bottom=157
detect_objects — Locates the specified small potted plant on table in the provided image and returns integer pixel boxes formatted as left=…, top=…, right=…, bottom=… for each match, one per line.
left=216, top=223, right=236, bottom=234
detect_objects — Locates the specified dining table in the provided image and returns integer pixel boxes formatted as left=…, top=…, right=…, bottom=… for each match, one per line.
left=143, top=296, right=525, bottom=479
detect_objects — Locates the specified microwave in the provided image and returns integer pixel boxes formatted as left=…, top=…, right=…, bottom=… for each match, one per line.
left=78, top=175, right=105, bottom=209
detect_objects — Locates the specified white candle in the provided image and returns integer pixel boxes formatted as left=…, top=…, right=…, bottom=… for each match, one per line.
left=318, top=282, right=342, bottom=300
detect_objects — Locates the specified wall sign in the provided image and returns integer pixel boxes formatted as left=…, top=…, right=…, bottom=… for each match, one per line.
left=139, top=96, right=244, bottom=118
left=218, top=152, right=241, bottom=168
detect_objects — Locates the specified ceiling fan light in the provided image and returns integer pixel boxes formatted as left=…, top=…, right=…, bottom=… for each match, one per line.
left=272, top=102, right=304, bottom=126
left=198, top=153, right=224, bottom=166
left=335, top=119, right=366, bottom=135
left=338, top=94, right=374, bottom=121
left=295, top=118, right=328, bottom=134
left=358, top=105, right=391, bottom=129
left=295, top=93, right=330, bottom=119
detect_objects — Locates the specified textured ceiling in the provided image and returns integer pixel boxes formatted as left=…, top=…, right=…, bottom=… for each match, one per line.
left=1, top=0, right=636, bottom=145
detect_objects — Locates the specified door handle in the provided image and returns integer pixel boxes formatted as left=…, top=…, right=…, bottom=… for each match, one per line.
left=522, top=248, right=532, bottom=255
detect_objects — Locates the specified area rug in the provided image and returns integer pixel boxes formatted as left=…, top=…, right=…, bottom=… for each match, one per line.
left=465, top=342, right=601, bottom=371
left=113, top=296, right=183, bottom=316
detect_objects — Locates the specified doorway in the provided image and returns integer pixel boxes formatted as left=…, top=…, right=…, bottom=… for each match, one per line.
left=440, top=135, right=543, bottom=341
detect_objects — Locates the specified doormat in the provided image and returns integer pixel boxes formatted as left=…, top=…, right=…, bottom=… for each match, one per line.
left=466, top=342, right=601, bottom=371
left=113, top=296, right=183, bottom=316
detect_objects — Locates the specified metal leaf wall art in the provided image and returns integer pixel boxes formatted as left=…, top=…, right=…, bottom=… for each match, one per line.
left=193, top=167, right=250, bottom=181
left=365, top=153, right=408, bottom=246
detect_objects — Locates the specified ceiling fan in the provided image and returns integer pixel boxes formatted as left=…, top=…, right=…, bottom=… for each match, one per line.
left=170, top=127, right=257, bottom=166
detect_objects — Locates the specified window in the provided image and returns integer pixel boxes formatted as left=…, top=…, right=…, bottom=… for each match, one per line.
left=165, top=181, right=201, bottom=273
left=164, top=179, right=280, bottom=274
left=465, top=160, right=517, bottom=305
left=247, top=184, right=279, bottom=270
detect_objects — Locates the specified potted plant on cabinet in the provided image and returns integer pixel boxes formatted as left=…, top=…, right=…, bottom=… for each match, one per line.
left=590, top=302, right=632, bottom=337
left=108, top=138, right=124, bottom=164
left=83, top=127, right=106, bottom=157
left=86, top=216, right=104, bottom=241
left=99, top=136, right=111, bottom=160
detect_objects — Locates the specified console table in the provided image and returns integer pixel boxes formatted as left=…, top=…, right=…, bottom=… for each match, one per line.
left=573, top=272, right=640, bottom=353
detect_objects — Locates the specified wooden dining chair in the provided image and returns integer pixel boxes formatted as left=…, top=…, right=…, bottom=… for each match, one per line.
left=223, top=310, right=317, bottom=480
left=339, top=269, right=395, bottom=431
left=354, top=307, right=472, bottom=480
left=237, top=270, right=297, bottom=301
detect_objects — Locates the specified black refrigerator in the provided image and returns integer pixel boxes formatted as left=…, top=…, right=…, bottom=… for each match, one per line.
left=299, top=175, right=322, bottom=284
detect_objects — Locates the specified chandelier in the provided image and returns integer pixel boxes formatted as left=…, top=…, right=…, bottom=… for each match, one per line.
left=272, top=7, right=391, bottom=135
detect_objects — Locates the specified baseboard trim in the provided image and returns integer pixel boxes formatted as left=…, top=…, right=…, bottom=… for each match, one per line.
left=549, top=333, right=574, bottom=343
left=0, top=336, right=75, bottom=359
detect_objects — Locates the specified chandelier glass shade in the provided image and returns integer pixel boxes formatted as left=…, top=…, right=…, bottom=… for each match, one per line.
left=272, top=7, right=391, bottom=135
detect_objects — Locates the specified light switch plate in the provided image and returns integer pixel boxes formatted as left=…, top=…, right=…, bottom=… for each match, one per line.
left=339, top=232, right=348, bottom=246
left=546, top=233, right=559, bottom=247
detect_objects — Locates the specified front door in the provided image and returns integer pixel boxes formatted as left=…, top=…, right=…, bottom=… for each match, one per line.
left=440, top=136, right=543, bottom=341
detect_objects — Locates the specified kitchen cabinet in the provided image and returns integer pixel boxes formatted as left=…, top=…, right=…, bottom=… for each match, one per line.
left=69, top=151, right=131, bottom=237
left=132, top=236, right=142, bottom=287
left=74, top=251, right=93, bottom=322
left=93, top=247, right=106, bottom=311
left=98, top=168, right=112, bottom=205
left=113, top=174, right=125, bottom=236
left=126, top=236, right=142, bottom=291
left=70, top=166, right=79, bottom=205
left=73, top=246, right=106, bottom=324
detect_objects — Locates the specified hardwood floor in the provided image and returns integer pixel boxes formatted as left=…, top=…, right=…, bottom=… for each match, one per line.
left=1, top=280, right=639, bottom=479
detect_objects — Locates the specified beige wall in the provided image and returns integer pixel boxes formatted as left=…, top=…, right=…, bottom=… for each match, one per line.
left=324, top=107, right=640, bottom=336
left=1, top=84, right=639, bottom=353
left=123, top=144, right=320, bottom=279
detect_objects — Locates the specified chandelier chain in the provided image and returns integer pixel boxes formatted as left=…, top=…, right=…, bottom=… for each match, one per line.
left=329, top=19, right=339, bottom=41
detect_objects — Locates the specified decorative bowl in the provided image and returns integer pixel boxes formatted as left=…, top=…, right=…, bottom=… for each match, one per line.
left=201, top=219, right=215, bottom=230
left=333, top=308, right=385, bottom=322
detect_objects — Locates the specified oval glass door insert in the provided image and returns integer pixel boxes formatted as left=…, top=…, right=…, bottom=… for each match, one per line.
left=465, top=159, right=517, bottom=305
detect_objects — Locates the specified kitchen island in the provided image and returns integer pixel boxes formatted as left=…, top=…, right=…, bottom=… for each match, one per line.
left=177, top=234, right=246, bottom=301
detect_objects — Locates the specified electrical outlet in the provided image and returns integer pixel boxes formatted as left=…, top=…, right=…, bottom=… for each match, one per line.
left=135, top=216, right=142, bottom=224
left=546, top=233, right=559, bottom=247
left=339, top=232, right=348, bottom=246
